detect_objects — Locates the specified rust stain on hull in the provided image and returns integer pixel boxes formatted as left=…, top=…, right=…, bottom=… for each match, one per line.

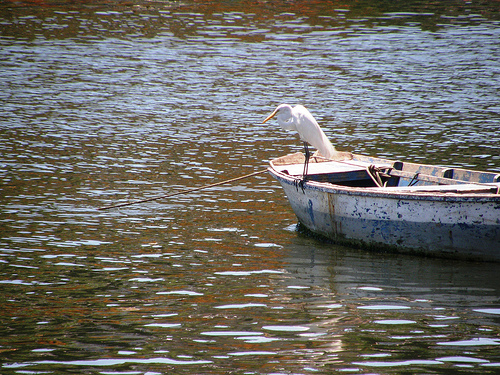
left=328, top=192, right=342, bottom=236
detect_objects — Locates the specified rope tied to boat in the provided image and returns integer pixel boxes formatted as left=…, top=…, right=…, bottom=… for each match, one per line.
left=97, top=169, right=269, bottom=210
left=366, top=165, right=391, bottom=188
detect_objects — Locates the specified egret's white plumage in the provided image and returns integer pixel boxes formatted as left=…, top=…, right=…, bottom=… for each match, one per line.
left=262, top=104, right=336, bottom=159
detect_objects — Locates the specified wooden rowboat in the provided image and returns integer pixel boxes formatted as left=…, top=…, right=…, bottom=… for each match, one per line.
left=268, top=152, right=500, bottom=261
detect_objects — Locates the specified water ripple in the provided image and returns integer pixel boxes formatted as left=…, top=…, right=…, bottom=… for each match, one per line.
left=0, top=2, right=499, bottom=374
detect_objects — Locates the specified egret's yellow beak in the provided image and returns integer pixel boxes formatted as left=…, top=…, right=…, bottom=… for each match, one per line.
left=262, top=108, right=279, bottom=124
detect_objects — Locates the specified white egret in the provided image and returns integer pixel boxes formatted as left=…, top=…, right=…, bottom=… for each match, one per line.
left=262, top=104, right=336, bottom=180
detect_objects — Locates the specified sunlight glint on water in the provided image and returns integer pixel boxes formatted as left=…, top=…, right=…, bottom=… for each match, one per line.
left=0, top=1, right=499, bottom=374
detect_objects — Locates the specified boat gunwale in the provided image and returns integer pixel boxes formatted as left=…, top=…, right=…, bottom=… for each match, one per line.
left=268, top=154, right=500, bottom=203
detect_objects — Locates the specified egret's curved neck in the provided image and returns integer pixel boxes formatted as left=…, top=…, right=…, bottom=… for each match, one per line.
left=276, top=106, right=295, bottom=130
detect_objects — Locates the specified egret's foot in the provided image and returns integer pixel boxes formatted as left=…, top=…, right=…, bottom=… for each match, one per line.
left=298, top=177, right=308, bottom=192
left=292, top=178, right=306, bottom=193
left=293, top=179, right=300, bottom=192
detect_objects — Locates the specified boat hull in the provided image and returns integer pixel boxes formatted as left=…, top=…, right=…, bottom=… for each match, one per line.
left=270, top=168, right=500, bottom=261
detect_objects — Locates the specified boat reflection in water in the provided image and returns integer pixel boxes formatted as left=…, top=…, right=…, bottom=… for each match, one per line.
left=279, top=236, right=500, bottom=370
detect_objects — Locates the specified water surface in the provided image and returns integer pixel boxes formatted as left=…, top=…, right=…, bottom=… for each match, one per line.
left=1, top=0, right=499, bottom=373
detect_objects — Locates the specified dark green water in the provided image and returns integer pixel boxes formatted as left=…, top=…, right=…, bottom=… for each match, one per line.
left=1, top=1, right=499, bottom=373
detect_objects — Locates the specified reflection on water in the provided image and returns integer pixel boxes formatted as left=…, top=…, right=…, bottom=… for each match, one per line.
left=1, top=0, right=499, bottom=373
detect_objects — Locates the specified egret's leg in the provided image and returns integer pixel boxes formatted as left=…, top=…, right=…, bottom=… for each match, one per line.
left=302, top=142, right=310, bottom=181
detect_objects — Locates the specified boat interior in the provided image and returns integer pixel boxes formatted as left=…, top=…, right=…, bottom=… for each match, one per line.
left=270, top=152, right=500, bottom=194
